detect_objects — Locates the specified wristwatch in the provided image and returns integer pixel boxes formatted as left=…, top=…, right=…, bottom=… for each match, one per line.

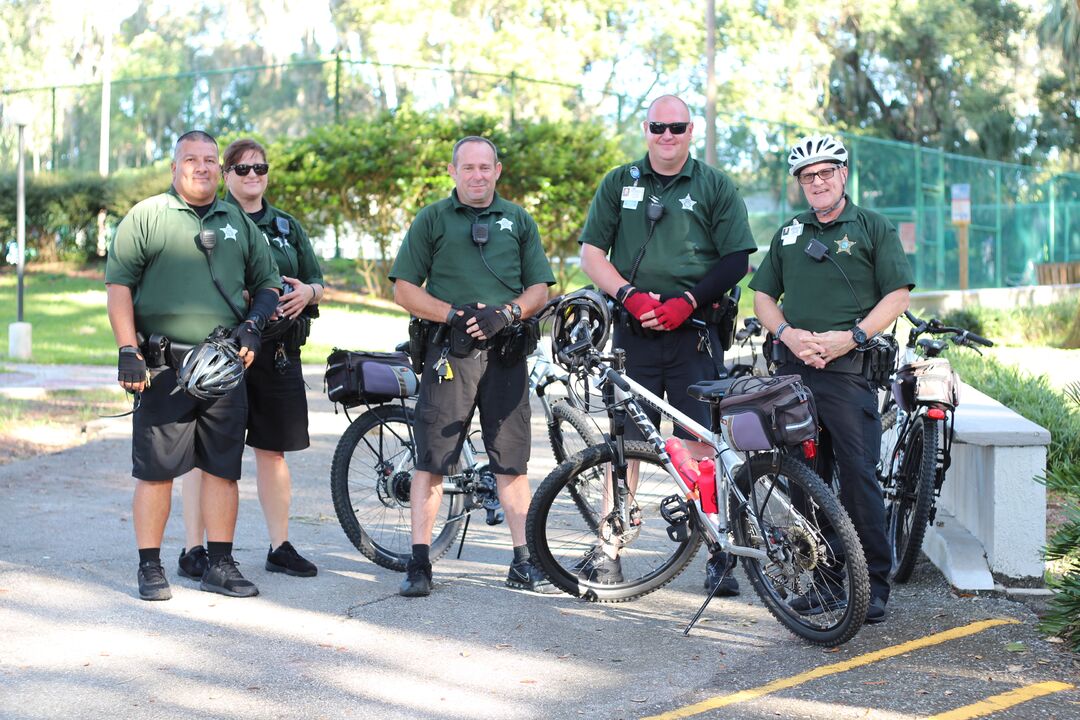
left=850, top=325, right=868, bottom=345
left=509, top=303, right=522, bottom=321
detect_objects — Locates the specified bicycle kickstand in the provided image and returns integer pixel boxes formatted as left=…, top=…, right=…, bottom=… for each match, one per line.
left=455, top=514, right=472, bottom=560
left=683, top=573, right=730, bottom=636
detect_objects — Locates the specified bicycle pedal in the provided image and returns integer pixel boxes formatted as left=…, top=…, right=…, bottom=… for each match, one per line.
left=485, top=508, right=505, bottom=526
left=659, top=494, right=690, bottom=542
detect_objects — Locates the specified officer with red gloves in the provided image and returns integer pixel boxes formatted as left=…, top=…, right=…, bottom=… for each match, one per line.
left=579, top=94, right=756, bottom=596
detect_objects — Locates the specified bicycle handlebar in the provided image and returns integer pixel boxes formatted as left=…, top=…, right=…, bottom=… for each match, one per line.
left=902, top=310, right=994, bottom=348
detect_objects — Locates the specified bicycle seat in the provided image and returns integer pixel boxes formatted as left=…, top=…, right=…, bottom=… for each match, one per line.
left=687, top=378, right=737, bottom=403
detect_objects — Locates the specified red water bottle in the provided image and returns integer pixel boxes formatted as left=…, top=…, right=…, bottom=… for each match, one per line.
left=665, top=437, right=700, bottom=497
left=696, top=458, right=718, bottom=514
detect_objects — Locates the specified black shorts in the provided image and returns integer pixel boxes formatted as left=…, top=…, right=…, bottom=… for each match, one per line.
left=131, top=368, right=248, bottom=481
left=245, top=344, right=309, bottom=452
left=612, top=324, right=720, bottom=441
left=413, top=339, right=531, bottom=476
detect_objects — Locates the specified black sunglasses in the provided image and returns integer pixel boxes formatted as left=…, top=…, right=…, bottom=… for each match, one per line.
left=647, top=121, right=689, bottom=135
left=227, top=163, right=269, bottom=176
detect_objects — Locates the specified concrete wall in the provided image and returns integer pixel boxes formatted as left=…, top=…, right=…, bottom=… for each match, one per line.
left=911, top=284, right=1080, bottom=315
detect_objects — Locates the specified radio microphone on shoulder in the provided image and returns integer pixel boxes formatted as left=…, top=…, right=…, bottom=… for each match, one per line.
left=198, top=229, right=217, bottom=252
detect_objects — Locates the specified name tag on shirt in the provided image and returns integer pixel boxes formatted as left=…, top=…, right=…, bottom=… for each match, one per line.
left=781, top=220, right=804, bottom=245
left=621, top=185, right=645, bottom=209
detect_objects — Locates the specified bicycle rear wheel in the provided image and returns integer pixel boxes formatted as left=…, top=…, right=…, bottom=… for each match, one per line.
left=330, top=404, right=465, bottom=571
left=548, top=401, right=602, bottom=465
left=886, top=414, right=938, bottom=583
left=527, top=441, right=701, bottom=603
left=730, top=453, right=870, bottom=646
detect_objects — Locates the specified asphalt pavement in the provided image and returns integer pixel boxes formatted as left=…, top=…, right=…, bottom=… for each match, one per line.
left=0, top=364, right=1077, bottom=720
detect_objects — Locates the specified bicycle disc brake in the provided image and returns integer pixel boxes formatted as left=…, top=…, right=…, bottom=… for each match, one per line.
left=376, top=466, right=412, bottom=508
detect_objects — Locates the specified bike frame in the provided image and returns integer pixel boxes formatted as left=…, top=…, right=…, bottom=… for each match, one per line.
left=591, top=360, right=771, bottom=564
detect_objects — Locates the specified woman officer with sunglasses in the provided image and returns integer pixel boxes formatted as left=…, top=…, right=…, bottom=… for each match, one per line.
left=177, top=138, right=325, bottom=581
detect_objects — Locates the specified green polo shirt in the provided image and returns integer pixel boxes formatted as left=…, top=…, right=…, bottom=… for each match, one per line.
left=579, top=155, right=757, bottom=295
left=105, top=187, right=280, bottom=344
left=389, top=190, right=555, bottom=306
left=224, top=192, right=324, bottom=286
left=749, top=197, right=915, bottom=332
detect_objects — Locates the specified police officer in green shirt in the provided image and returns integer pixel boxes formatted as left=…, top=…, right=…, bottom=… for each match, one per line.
left=106, top=130, right=281, bottom=602
left=389, top=136, right=557, bottom=597
left=176, top=137, right=325, bottom=584
left=750, top=134, right=915, bottom=624
left=580, top=94, right=757, bottom=597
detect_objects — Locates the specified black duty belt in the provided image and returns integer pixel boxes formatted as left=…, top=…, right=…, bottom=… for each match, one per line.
left=771, top=341, right=864, bottom=374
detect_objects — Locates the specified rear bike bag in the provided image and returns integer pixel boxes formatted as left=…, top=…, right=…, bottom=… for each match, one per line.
left=324, top=349, right=419, bottom=408
left=717, top=374, right=818, bottom=451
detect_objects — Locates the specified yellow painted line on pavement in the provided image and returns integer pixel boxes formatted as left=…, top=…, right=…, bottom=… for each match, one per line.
left=927, top=681, right=1074, bottom=720
left=643, top=618, right=1020, bottom=720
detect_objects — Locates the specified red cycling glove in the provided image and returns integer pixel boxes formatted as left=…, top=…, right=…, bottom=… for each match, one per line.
left=654, top=293, right=695, bottom=330
left=621, top=288, right=662, bottom=321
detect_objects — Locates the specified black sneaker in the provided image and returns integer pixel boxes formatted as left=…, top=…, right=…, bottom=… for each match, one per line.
left=704, top=551, right=740, bottom=597
left=137, top=560, right=172, bottom=601
left=399, top=558, right=432, bottom=597
left=865, top=596, right=888, bottom=624
left=789, top=586, right=847, bottom=615
left=266, top=541, right=317, bottom=577
left=577, top=550, right=623, bottom=584
left=200, top=555, right=259, bottom=598
left=506, top=559, right=559, bottom=594
left=178, top=545, right=208, bottom=580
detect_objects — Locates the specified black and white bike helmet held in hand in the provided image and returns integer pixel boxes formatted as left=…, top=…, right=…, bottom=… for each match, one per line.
left=551, top=288, right=611, bottom=367
left=176, top=326, right=246, bottom=400
left=787, top=134, right=848, bottom=176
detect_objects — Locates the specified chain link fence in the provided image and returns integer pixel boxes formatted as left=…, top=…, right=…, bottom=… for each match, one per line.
left=2, top=59, right=1078, bottom=291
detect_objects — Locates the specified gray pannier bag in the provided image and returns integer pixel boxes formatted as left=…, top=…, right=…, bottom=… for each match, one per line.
left=717, top=375, right=818, bottom=452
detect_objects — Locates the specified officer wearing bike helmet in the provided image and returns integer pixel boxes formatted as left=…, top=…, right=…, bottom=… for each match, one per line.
left=389, top=136, right=556, bottom=597
left=750, top=133, right=914, bottom=624
left=579, top=94, right=756, bottom=597
left=105, top=130, right=280, bottom=602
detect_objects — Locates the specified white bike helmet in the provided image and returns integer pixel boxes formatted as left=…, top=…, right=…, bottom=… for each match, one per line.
left=551, top=289, right=611, bottom=366
left=788, top=134, right=848, bottom=176
left=176, top=328, right=245, bottom=401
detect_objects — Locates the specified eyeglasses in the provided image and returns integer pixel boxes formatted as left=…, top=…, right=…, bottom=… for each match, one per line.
left=647, top=122, right=689, bottom=136
left=227, top=163, right=269, bottom=176
left=797, top=167, right=840, bottom=185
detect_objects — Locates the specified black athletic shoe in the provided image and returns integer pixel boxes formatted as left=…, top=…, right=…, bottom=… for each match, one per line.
left=789, top=586, right=847, bottom=615
left=506, top=559, right=559, bottom=594
left=266, top=541, right=317, bottom=577
left=399, top=558, right=432, bottom=597
left=178, top=545, right=208, bottom=580
left=865, top=596, right=888, bottom=624
left=577, top=550, right=623, bottom=584
left=200, top=555, right=259, bottom=598
left=704, top=551, right=740, bottom=597
left=137, top=560, right=172, bottom=601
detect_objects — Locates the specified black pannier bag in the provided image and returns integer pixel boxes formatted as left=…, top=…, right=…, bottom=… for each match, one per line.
left=717, top=374, right=818, bottom=452
left=324, top=349, right=419, bottom=408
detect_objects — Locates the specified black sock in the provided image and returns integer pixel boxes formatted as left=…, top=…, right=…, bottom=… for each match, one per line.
left=412, top=544, right=430, bottom=565
left=138, top=548, right=161, bottom=565
left=513, top=545, right=529, bottom=564
left=207, top=541, right=232, bottom=565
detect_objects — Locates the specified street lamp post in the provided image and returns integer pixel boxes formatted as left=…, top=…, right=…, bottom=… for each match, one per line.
left=7, top=99, right=32, bottom=360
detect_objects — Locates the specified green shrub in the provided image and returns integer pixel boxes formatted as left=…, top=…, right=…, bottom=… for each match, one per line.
left=931, top=302, right=1078, bottom=348
left=939, top=308, right=985, bottom=337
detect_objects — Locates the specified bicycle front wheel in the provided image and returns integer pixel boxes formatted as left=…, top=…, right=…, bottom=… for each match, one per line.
left=330, top=403, right=465, bottom=571
left=548, top=401, right=602, bottom=465
left=886, top=414, right=938, bottom=583
left=731, top=453, right=870, bottom=646
left=527, top=441, right=701, bottom=603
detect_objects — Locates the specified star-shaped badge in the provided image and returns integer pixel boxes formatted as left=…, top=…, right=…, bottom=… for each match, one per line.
left=679, top=193, right=697, bottom=211
left=835, top=235, right=856, bottom=255
left=496, top=218, right=513, bottom=231
left=222, top=223, right=239, bottom=242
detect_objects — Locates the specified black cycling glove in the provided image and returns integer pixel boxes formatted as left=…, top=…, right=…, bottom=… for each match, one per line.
left=447, top=304, right=476, bottom=334
left=234, top=320, right=262, bottom=358
left=473, top=305, right=512, bottom=337
left=118, top=346, right=149, bottom=385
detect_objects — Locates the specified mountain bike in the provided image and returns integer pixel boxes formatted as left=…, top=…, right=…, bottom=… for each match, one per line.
left=329, top=340, right=600, bottom=572
left=527, top=340, right=871, bottom=646
left=878, top=310, right=993, bottom=582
